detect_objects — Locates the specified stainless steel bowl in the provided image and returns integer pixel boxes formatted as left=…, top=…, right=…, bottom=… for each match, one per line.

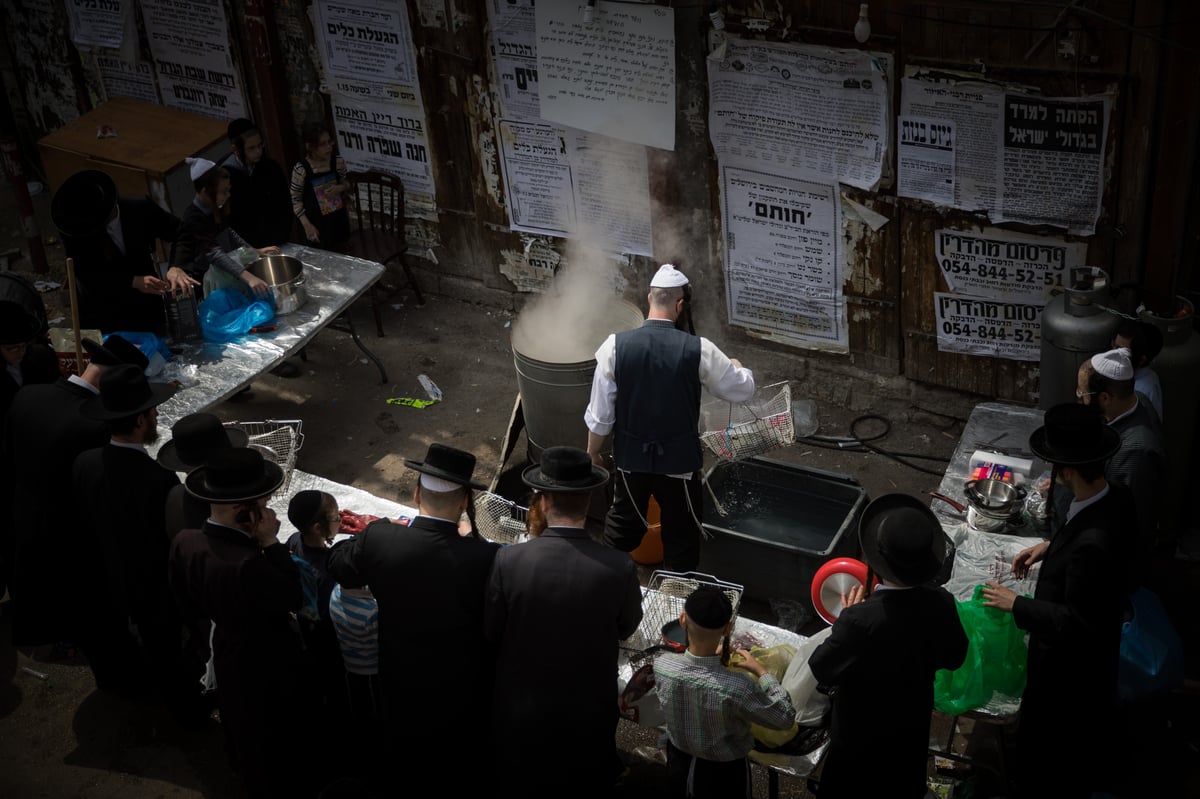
left=247, top=255, right=307, bottom=315
left=963, top=478, right=1027, bottom=518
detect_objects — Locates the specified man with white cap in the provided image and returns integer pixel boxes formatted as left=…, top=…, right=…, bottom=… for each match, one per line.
left=1075, top=347, right=1165, bottom=548
left=585, top=263, right=755, bottom=572
left=170, top=157, right=277, bottom=298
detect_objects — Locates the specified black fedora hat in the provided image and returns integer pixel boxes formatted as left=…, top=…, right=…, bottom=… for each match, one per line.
left=81, top=363, right=176, bottom=420
left=50, top=169, right=118, bottom=239
left=83, top=334, right=149, bottom=370
left=185, top=447, right=284, bottom=504
left=858, top=493, right=948, bottom=587
left=1029, top=403, right=1120, bottom=466
left=0, top=300, right=39, bottom=345
left=522, top=446, right=609, bottom=493
left=157, top=412, right=250, bottom=472
left=404, top=443, right=486, bottom=491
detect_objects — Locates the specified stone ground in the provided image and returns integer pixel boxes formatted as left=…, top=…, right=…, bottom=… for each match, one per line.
left=1, top=179, right=1197, bottom=797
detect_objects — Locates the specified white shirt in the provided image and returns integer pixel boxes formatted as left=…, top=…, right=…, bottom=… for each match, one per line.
left=1133, top=367, right=1163, bottom=422
left=67, top=374, right=100, bottom=395
left=583, top=328, right=755, bottom=437
left=1067, top=482, right=1110, bottom=524
left=106, top=206, right=126, bottom=255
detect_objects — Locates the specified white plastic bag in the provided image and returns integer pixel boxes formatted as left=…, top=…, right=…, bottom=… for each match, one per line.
left=781, top=626, right=832, bottom=726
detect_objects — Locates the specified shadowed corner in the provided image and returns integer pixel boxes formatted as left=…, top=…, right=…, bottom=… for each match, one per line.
left=0, top=599, right=25, bottom=718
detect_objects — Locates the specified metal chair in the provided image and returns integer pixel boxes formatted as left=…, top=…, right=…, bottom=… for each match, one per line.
left=344, top=170, right=425, bottom=336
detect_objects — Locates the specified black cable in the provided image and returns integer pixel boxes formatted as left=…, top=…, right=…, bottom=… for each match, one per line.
left=798, top=414, right=950, bottom=477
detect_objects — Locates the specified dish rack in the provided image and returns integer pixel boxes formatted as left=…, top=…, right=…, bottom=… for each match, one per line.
left=227, top=419, right=304, bottom=494
left=699, top=380, right=795, bottom=462
left=473, top=491, right=529, bottom=545
left=622, top=570, right=743, bottom=666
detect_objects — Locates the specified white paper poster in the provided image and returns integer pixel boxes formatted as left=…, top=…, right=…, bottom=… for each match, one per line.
left=315, top=0, right=418, bottom=87
left=330, top=86, right=436, bottom=214
left=140, top=0, right=246, bottom=119
left=497, top=120, right=575, bottom=237
left=936, top=228, right=1087, bottom=303
left=897, top=116, right=954, bottom=205
left=486, top=0, right=540, bottom=120
left=935, top=292, right=1041, bottom=362
left=66, top=0, right=125, bottom=49
left=721, top=165, right=846, bottom=350
left=708, top=39, right=888, bottom=191
left=96, top=54, right=160, bottom=104
left=535, top=0, right=675, bottom=150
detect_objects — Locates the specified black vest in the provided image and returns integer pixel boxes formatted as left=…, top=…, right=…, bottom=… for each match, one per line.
left=613, top=320, right=702, bottom=474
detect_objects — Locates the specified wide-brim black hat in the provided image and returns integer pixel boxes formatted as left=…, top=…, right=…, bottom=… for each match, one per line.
left=404, top=443, right=486, bottom=491
left=522, top=446, right=609, bottom=493
left=157, top=412, right=249, bottom=472
left=0, top=300, right=40, bottom=344
left=50, top=170, right=118, bottom=239
left=185, top=447, right=284, bottom=504
left=1029, top=403, right=1120, bottom=466
left=83, top=334, right=149, bottom=370
left=859, top=493, right=948, bottom=587
left=81, top=363, right=176, bottom=420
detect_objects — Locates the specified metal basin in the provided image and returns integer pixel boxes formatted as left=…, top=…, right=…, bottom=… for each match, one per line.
left=247, top=255, right=307, bottom=315
left=963, top=478, right=1026, bottom=518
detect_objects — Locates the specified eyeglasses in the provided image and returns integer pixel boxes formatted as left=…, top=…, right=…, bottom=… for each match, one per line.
left=324, top=515, right=341, bottom=524
left=1075, top=389, right=1097, bottom=400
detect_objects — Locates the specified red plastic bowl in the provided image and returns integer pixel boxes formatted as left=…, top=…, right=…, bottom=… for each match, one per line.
left=811, top=557, right=871, bottom=625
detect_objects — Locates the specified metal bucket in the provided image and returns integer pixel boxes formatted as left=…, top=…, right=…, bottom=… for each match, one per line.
left=247, top=255, right=307, bottom=315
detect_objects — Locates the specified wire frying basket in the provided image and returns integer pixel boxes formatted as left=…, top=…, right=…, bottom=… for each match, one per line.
left=699, top=380, right=795, bottom=462
left=226, top=419, right=304, bottom=494
left=622, top=570, right=744, bottom=666
left=473, top=491, right=530, bottom=545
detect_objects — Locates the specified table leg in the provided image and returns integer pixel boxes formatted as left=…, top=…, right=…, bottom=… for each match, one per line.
left=330, top=312, right=388, bottom=384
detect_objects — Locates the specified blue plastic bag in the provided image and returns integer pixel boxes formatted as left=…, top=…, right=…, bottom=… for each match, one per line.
left=1117, top=587, right=1184, bottom=703
left=198, top=288, right=274, bottom=343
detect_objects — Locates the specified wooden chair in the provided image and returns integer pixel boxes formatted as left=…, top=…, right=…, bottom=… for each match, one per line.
left=343, top=170, right=425, bottom=336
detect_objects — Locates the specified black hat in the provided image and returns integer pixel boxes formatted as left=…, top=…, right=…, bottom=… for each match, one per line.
left=1029, top=403, right=1120, bottom=466
left=83, top=334, right=149, bottom=370
left=404, top=443, right=486, bottom=491
left=157, top=412, right=249, bottom=472
left=684, top=586, right=733, bottom=630
left=227, top=118, right=258, bottom=142
left=185, top=447, right=285, bottom=504
left=0, top=301, right=39, bottom=345
left=521, top=446, right=609, bottom=493
left=858, top=493, right=948, bottom=587
left=81, top=363, right=177, bottom=420
left=50, top=170, right=118, bottom=239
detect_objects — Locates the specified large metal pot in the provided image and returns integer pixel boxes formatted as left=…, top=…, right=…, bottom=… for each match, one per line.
left=247, top=255, right=307, bottom=315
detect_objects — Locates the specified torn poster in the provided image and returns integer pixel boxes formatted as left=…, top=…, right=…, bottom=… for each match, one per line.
left=96, top=54, right=160, bottom=105
left=66, top=0, right=125, bottom=49
left=140, top=0, right=246, bottom=119
left=897, top=116, right=954, bottom=205
left=936, top=227, right=1087, bottom=303
left=935, top=292, right=1041, bottom=362
left=486, top=0, right=540, bottom=120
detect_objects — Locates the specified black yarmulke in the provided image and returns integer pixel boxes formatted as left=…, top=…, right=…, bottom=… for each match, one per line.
left=288, top=489, right=325, bottom=531
left=684, top=585, right=732, bottom=629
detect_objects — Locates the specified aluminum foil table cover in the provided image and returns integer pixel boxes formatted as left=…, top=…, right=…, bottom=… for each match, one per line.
left=154, top=244, right=385, bottom=430
left=267, top=469, right=417, bottom=544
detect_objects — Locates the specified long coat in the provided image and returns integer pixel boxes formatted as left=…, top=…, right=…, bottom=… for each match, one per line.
left=61, top=196, right=181, bottom=333
left=1011, top=483, right=1135, bottom=797
left=1, top=378, right=109, bottom=645
left=809, top=585, right=968, bottom=799
left=326, top=515, right=500, bottom=784
left=168, top=522, right=304, bottom=798
left=220, top=154, right=294, bottom=247
left=484, top=526, right=644, bottom=793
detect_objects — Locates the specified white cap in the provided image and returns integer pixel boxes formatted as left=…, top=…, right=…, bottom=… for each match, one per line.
left=650, top=263, right=689, bottom=288
left=186, top=157, right=217, bottom=182
left=1091, top=348, right=1133, bottom=381
left=420, top=473, right=460, bottom=493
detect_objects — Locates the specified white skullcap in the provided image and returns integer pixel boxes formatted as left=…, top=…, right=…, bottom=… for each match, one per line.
left=186, top=157, right=217, bottom=182
left=650, top=263, right=689, bottom=288
left=1091, top=348, right=1133, bottom=381
left=420, top=473, right=461, bottom=492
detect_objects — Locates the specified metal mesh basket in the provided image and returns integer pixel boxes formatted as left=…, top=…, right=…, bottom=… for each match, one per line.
left=473, top=491, right=529, bottom=545
left=227, top=419, right=304, bottom=494
left=699, top=380, right=795, bottom=461
left=622, top=571, right=744, bottom=665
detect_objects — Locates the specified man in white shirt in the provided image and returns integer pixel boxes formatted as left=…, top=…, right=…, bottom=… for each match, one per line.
left=585, top=264, right=755, bottom=571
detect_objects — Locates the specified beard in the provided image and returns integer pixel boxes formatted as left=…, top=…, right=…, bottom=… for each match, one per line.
left=526, top=499, right=548, bottom=538
left=144, top=424, right=160, bottom=444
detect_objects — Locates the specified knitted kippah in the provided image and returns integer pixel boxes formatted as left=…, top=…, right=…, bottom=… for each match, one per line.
left=288, top=490, right=325, bottom=531
left=684, top=585, right=732, bottom=629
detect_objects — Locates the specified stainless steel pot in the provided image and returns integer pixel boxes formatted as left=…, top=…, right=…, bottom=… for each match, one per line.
left=963, top=478, right=1027, bottom=520
left=247, top=255, right=307, bottom=315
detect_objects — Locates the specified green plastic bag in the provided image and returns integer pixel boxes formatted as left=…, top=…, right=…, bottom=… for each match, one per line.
left=934, top=584, right=1028, bottom=715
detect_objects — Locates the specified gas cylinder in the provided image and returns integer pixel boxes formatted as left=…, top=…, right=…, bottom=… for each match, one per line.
left=1039, top=267, right=1122, bottom=409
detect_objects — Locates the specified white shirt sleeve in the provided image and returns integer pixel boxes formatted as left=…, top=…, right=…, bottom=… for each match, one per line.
left=584, top=334, right=618, bottom=436
left=699, top=337, right=755, bottom=402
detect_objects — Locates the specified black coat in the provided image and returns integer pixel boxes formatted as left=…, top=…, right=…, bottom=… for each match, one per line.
left=809, top=585, right=968, bottom=799
left=61, top=196, right=181, bottom=333
left=1011, top=483, right=1135, bottom=796
left=220, top=154, right=294, bottom=247
left=0, top=343, right=60, bottom=420
left=1, top=378, right=108, bottom=645
left=484, top=526, right=644, bottom=791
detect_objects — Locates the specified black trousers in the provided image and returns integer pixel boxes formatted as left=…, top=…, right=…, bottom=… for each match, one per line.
left=604, top=470, right=703, bottom=572
left=665, top=741, right=751, bottom=799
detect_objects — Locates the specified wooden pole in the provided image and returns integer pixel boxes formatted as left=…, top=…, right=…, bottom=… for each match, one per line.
left=65, top=257, right=84, bottom=375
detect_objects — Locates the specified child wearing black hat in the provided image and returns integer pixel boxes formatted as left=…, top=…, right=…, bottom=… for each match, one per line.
left=220, top=118, right=294, bottom=248
left=653, top=585, right=797, bottom=799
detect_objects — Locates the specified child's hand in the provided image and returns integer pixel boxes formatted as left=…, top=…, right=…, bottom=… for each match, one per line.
left=735, top=649, right=767, bottom=678
left=840, top=583, right=866, bottom=609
